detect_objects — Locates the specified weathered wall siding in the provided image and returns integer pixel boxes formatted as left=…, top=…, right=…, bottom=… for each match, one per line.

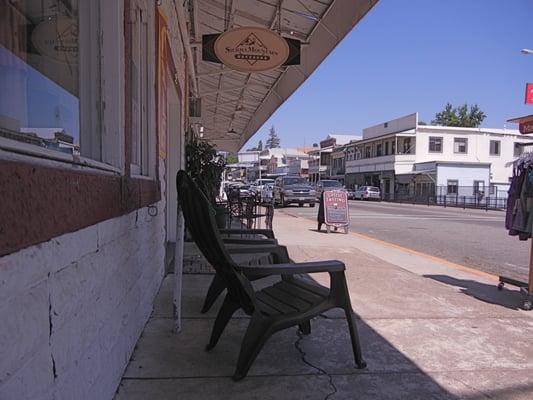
left=0, top=205, right=165, bottom=400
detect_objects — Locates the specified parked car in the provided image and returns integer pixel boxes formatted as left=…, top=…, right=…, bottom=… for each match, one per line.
left=238, top=184, right=253, bottom=197
left=347, top=190, right=357, bottom=200
left=354, top=186, right=381, bottom=201
left=251, top=178, right=275, bottom=196
left=315, top=180, right=346, bottom=198
left=273, top=176, right=316, bottom=207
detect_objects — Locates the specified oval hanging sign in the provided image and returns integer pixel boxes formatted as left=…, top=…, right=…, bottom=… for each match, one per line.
left=214, top=27, right=289, bottom=73
left=32, top=16, right=78, bottom=65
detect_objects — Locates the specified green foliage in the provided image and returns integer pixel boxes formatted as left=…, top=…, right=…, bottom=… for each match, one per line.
left=432, top=103, right=486, bottom=128
left=266, top=125, right=281, bottom=148
left=246, top=140, right=264, bottom=152
left=186, top=136, right=226, bottom=203
left=226, top=154, right=238, bottom=164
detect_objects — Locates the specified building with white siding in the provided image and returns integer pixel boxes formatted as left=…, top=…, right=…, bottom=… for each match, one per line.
left=344, top=113, right=533, bottom=199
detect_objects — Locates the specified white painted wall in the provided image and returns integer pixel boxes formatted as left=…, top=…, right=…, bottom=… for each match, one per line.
left=415, top=126, right=533, bottom=184
left=436, top=164, right=490, bottom=188
left=0, top=207, right=165, bottom=400
left=0, top=1, right=190, bottom=398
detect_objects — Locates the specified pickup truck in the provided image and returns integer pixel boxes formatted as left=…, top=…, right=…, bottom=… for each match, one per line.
left=272, top=176, right=317, bottom=207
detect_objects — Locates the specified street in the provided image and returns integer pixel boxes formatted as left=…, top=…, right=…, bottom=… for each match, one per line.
left=279, top=200, right=530, bottom=282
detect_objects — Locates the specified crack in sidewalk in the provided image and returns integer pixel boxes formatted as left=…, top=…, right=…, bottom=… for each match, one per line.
left=294, top=329, right=337, bottom=400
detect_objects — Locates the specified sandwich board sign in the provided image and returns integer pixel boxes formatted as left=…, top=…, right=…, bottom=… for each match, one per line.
left=323, top=191, right=349, bottom=233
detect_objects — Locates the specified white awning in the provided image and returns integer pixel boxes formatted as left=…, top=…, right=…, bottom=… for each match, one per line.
left=189, top=0, right=379, bottom=152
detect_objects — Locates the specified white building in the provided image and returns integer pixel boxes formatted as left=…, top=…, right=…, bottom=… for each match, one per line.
left=245, top=148, right=310, bottom=180
left=344, top=113, right=533, bottom=199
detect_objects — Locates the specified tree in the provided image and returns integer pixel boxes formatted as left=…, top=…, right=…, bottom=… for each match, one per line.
left=432, top=103, right=486, bottom=128
left=266, top=126, right=281, bottom=148
left=226, top=154, right=238, bottom=164
left=257, top=140, right=263, bottom=151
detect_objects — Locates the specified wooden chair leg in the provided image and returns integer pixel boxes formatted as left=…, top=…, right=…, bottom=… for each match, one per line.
left=206, top=295, right=239, bottom=351
left=233, top=315, right=272, bottom=381
left=298, top=320, right=311, bottom=335
left=344, top=307, right=366, bottom=369
left=201, top=273, right=226, bottom=314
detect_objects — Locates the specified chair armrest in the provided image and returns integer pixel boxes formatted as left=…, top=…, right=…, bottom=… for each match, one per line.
left=239, top=260, right=345, bottom=276
left=219, top=228, right=275, bottom=239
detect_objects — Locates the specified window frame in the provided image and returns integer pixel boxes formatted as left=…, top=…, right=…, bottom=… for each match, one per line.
left=453, top=137, right=468, bottom=154
left=429, top=136, right=443, bottom=153
left=447, top=180, right=458, bottom=195
left=130, top=0, right=156, bottom=177
left=1, top=0, right=162, bottom=257
left=0, top=0, right=124, bottom=173
left=514, top=142, right=524, bottom=157
left=473, top=180, right=485, bottom=195
left=489, top=140, right=501, bottom=156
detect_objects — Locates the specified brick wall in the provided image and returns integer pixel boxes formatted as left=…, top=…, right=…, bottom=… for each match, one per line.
left=0, top=204, right=165, bottom=400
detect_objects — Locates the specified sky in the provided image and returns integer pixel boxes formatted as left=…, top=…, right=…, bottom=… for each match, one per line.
left=243, top=0, right=533, bottom=150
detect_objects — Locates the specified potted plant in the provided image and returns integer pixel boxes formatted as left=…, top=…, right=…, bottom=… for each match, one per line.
left=185, top=135, right=227, bottom=228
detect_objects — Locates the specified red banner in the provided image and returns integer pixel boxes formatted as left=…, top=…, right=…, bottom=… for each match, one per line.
left=526, top=83, right=533, bottom=105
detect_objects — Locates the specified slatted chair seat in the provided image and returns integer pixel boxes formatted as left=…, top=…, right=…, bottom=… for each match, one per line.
left=177, top=170, right=366, bottom=381
left=255, top=280, right=326, bottom=316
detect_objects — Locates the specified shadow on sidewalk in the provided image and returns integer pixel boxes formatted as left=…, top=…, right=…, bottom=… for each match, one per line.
left=117, top=274, right=466, bottom=399
left=424, top=274, right=525, bottom=310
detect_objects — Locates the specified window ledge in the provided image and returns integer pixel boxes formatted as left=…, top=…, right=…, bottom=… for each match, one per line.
left=131, top=174, right=156, bottom=181
left=0, top=136, right=121, bottom=175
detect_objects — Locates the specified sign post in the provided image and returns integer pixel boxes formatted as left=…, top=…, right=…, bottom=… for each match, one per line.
left=322, top=191, right=350, bottom=234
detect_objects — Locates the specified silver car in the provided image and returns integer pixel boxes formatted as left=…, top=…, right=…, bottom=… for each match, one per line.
left=354, top=186, right=381, bottom=201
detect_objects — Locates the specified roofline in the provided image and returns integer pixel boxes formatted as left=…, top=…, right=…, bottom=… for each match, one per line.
left=417, top=124, right=520, bottom=135
left=416, top=161, right=492, bottom=167
left=507, top=114, right=533, bottom=123
left=347, top=130, right=416, bottom=146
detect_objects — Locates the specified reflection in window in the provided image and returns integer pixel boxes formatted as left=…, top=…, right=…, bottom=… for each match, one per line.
left=0, top=0, right=80, bottom=154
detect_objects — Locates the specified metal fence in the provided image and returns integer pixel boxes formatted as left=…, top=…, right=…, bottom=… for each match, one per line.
left=386, top=186, right=508, bottom=210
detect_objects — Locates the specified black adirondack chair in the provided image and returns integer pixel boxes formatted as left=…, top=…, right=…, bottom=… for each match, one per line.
left=177, top=170, right=366, bottom=380
left=180, top=176, right=291, bottom=314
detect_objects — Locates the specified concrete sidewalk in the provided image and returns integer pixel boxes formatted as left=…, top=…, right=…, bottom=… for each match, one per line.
left=115, top=212, right=533, bottom=399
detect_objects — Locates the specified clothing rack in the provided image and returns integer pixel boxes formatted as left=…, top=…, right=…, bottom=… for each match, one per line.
left=498, top=142, right=533, bottom=310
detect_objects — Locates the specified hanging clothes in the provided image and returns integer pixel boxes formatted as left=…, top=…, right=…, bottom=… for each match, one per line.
left=507, top=154, right=533, bottom=240
left=506, top=165, right=526, bottom=234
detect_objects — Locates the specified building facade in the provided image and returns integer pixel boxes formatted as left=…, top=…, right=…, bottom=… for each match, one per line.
left=1, top=1, right=189, bottom=398
left=344, top=113, right=533, bottom=199
left=308, top=134, right=360, bottom=183
left=244, top=148, right=310, bottom=180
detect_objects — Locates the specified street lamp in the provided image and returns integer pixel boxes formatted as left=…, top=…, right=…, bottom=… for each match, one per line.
left=521, top=48, right=533, bottom=55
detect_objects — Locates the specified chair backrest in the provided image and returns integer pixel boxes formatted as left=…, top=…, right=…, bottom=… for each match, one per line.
left=176, top=170, right=255, bottom=313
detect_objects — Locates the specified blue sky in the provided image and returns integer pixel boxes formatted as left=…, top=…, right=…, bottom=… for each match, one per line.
left=243, top=0, right=533, bottom=150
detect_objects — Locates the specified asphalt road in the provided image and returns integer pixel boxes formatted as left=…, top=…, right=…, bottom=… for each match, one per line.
left=279, top=200, right=530, bottom=282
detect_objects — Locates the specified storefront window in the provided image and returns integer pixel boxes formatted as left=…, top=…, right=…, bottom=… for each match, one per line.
left=0, top=0, right=82, bottom=155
